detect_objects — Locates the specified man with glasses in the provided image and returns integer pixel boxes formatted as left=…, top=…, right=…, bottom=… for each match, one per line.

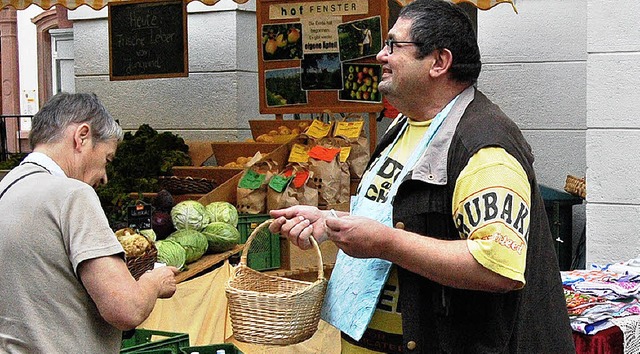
left=270, top=0, right=575, bottom=352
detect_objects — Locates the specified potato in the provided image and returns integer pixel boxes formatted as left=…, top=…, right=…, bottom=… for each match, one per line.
left=291, top=128, right=300, bottom=135
left=268, top=130, right=279, bottom=136
left=278, top=126, right=292, bottom=135
left=236, top=156, right=249, bottom=165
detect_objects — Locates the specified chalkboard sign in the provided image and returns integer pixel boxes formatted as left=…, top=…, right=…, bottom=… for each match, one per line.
left=127, top=201, right=153, bottom=230
left=109, top=0, right=188, bottom=80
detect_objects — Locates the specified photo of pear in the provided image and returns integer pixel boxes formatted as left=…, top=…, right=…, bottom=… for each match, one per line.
left=261, top=23, right=303, bottom=61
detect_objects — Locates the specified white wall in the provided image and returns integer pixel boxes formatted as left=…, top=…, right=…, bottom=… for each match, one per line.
left=17, top=5, right=43, bottom=115
left=477, top=0, right=587, bottom=264
left=70, top=0, right=270, bottom=142
left=586, top=0, right=640, bottom=264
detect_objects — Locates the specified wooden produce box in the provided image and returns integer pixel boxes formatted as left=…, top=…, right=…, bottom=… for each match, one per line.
left=197, top=143, right=291, bottom=206
left=249, top=119, right=313, bottom=143
left=185, top=140, right=215, bottom=167
left=210, top=142, right=281, bottom=167
left=172, top=166, right=242, bottom=186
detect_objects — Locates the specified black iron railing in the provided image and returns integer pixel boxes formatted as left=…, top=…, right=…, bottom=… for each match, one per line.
left=0, top=114, right=32, bottom=162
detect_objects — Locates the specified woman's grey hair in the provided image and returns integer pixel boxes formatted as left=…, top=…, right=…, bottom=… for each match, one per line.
left=29, top=92, right=124, bottom=150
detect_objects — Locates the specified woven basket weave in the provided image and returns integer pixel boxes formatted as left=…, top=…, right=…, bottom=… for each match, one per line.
left=564, top=175, right=586, bottom=199
left=126, top=244, right=157, bottom=280
left=225, top=219, right=327, bottom=345
left=158, top=176, right=216, bottom=195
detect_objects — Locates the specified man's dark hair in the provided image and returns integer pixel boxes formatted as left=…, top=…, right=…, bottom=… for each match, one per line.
left=400, top=0, right=482, bottom=83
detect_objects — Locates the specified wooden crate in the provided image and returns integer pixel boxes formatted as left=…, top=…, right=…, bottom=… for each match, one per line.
left=185, top=140, right=215, bottom=167
left=197, top=143, right=291, bottom=206
left=210, top=142, right=281, bottom=166
left=172, top=166, right=242, bottom=186
left=249, top=119, right=313, bottom=140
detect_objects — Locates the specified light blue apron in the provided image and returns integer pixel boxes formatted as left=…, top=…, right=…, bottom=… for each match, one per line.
left=320, top=97, right=458, bottom=340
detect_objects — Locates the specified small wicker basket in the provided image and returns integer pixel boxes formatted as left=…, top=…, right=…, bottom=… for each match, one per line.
left=126, top=244, right=158, bottom=280
left=158, top=176, right=216, bottom=195
left=225, top=219, right=327, bottom=345
left=564, top=175, right=586, bottom=199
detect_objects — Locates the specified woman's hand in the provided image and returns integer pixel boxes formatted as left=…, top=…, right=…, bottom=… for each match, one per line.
left=269, top=206, right=335, bottom=250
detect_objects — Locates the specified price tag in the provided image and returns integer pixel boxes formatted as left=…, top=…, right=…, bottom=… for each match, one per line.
left=339, top=146, right=351, bottom=163
left=334, top=121, right=364, bottom=139
left=292, top=170, right=310, bottom=188
left=308, top=145, right=341, bottom=162
left=306, top=119, right=333, bottom=139
left=127, top=201, right=152, bottom=230
left=288, top=143, right=310, bottom=163
left=238, top=169, right=266, bottom=190
left=269, top=174, right=293, bottom=193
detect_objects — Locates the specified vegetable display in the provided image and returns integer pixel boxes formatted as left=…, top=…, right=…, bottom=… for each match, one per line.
left=115, top=228, right=152, bottom=257
left=171, top=200, right=210, bottom=231
left=202, top=221, right=241, bottom=253
left=155, top=239, right=187, bottom=269
left=166, top=229, right=208, bottom=263
left=205, top=201, right=239, bottom=227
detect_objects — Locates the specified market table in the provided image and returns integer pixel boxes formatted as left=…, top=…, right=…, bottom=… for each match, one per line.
left=139, top=259, right=340, bottom=351
left=573, top=326, right=623, bottom=354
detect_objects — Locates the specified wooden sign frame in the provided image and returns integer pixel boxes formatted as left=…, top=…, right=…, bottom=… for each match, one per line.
left=108, top=0, right=188, bottom=81
left=257, top=0, right=389, bottom=114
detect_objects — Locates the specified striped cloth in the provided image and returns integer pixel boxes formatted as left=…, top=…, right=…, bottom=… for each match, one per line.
left=2, top=0, right=516, bottom=12
left=453, top=0, right=516, bottom=12
left=0, top=0, right=247, bottom=10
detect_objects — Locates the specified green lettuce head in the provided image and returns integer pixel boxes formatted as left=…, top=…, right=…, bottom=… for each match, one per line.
left=202, top=221, right=241, bottom=253
left=205, top=201, right=239, bottom=227
left=155, top=239, right=186, bottom=269
left=166, top=229, right=208, bottom=263
left=171, top=200, right=210, bottom=231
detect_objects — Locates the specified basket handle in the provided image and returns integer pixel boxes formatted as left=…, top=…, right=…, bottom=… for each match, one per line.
left=241, top=219, right=325, bottom=281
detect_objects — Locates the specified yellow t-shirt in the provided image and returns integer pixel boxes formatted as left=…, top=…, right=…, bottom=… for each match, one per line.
left=344, top=139, right=530, bottom=352
left=453, top=146, right=530, bottom=286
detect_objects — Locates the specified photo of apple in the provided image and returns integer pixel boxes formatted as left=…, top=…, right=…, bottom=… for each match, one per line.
left=339, top=63, right=383, bottom=103
left=262, top=23, right=303, bottom=61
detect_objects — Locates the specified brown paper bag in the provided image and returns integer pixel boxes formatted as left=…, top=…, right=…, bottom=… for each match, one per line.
left=333, top=113, right=370, bottom=178
left=267, top=163, right=318, bottom=211
left=236, top=160, right=278, bottom=214
left=308, top=138, right=348, bottom=206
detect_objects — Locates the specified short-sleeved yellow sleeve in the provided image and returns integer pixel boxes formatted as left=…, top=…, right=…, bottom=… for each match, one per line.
left=452, top=147, right=530, bottom=286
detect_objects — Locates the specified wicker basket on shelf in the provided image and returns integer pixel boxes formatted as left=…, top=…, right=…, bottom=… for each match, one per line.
left=126, top=244, right=158, bottom=280
left=564, top=175, right=586, bottom=199
left=158, top=175, right=216, bottom=195
left=225, top=219, right=327, bottom=345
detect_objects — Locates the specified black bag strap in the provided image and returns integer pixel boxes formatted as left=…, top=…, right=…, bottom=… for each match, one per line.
left=0, top=170, right=47, bottom=201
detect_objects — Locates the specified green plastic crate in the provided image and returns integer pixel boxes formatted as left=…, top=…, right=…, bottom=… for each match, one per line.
left=237, top=213, right=280, bottom=271
left=180, top=344, right=244, bottom=354
left=120, top=329, right=189, bottom=354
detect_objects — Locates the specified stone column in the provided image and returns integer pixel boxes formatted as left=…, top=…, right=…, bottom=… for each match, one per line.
left=0, top=8, right=20, bottom=153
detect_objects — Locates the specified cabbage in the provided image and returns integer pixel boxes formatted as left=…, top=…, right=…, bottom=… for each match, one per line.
left=139, top=229, right=157, bottom=242
left=202, top=222, right=241, bottom=253
left=205, top=201, right=238, bottom=227
left=155, top=239, right=186, bottom=269
left=166, top=229, right=208, bottom=263
left=171, top=200, right=210, bottom=231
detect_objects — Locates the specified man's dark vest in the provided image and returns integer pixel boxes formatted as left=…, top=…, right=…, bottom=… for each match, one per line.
left=370, top=89, right=575, bottom=353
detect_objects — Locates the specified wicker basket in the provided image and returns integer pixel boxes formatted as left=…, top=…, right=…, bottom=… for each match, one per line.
left=564, top=175, right=586, bottom=199
left=126, top=243, right=158, bottom=280
left=158, top=175, right=216, bottom=195
left=226, top=219, right=327, bottom=345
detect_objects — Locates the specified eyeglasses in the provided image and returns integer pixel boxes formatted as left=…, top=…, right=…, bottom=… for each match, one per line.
left=384, top=39, right=423, bottom=54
